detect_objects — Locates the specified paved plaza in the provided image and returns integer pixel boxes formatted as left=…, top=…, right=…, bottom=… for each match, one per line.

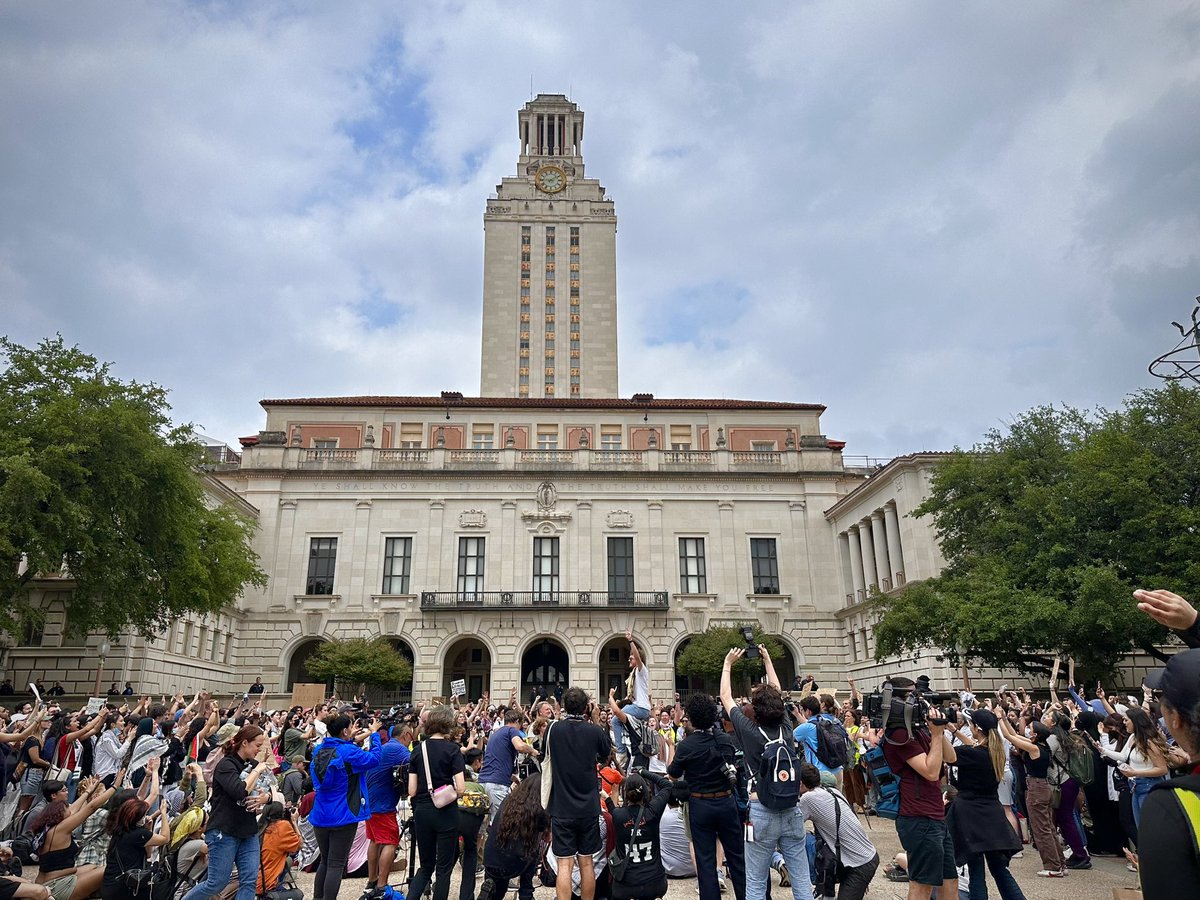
left=287, top=813, right=1138, bottom=900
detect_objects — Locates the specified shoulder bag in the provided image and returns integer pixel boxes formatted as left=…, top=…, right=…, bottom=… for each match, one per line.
left=539, top=723, right=554, bottom=809
left=607, top=808, right=642, bottom=883
left=46, top=741, right=71, bottom=784
left=258, top=845, right=304, bottom=900
left=421, top=741, right=458, bottom=808
left=109, top=835, right=166, bottom=899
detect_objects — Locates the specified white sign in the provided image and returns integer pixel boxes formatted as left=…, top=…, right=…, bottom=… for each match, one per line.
left=86, top=697, right=104, bottom=715
left=450, top=679, right=467, bottom=698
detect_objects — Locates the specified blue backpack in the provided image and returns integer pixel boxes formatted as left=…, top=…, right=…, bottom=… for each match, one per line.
left=864, top=745, right=899, bottom=819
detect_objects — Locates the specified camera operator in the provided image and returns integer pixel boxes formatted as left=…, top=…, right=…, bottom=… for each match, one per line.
left=667, top=694, right=746, bottom=900
left=879, top=676, right=958, bottom=900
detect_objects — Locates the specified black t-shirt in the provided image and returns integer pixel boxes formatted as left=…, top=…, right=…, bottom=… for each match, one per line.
left=19, top=737, right=40, bottom=767
left=545, top=718, right=612, bottom=819
left=102, top=827, right=152, bottom=889
left=413, top=738, right=465, bottom=796
left=668, top=730, right=737, bottom=793
left=729, top=706, right=794, bottom=778
left=609, top=788, right=670, bottom=895
left=953, top=746, right=998, bottom=798
left=1024, top=747, right=1050, bottom=779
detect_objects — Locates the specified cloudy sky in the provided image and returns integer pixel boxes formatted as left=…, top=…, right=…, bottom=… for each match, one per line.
left=3, top=2, right=1197, bottom=458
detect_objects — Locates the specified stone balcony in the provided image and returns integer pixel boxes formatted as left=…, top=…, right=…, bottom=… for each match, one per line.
left=224, top=445, right=845, bottom=475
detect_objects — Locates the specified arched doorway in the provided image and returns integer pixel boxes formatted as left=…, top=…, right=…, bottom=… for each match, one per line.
left=597, top=635, right=647, bottom=700
left=520, top=637, right=569, bottom=705
left=286, top=638, right=331, bottom=691
left=442, top=638, right=491, bottom=700
left=767, top=637, right=798, bottom=691
left=673, top=638, right=712, bottom=700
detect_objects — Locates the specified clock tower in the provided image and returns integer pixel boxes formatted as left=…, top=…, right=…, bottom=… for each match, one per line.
left=480, top=94, right=618, bottom=398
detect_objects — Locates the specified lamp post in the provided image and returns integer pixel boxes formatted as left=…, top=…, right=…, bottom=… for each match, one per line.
left=94, top=640, right=111, bottom=697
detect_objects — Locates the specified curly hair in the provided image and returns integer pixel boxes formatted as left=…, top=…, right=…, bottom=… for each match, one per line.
left=751, top=684, right=785, bottom=728
left=685, top=694, right=716, bottom=732
left=495, top=773, right=549, bottom=856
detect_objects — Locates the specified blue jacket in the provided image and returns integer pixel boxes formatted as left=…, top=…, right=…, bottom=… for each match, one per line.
left=309, top=733, right=383, bottom=827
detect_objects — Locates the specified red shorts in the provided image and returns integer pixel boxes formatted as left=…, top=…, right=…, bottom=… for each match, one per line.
left=365, top=810, right=400, bottom=845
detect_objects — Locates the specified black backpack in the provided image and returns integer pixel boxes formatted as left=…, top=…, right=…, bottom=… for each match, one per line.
left=812, top=788, right=847, bottom=895
left=813, top=716, right=851, bottom=770
left=754, top=726, right=801, bottom=810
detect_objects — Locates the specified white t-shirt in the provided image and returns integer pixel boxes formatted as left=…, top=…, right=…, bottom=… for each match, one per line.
left=632, top=665, right=650, bottom=708
left=659, top=806, right=695, bottom=876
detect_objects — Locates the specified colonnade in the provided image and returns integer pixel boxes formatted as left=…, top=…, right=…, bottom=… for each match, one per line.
left=837, top=502, right=906, bottom=603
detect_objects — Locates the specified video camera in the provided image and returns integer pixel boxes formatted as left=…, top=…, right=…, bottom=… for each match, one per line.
left=863, top=678, right=959, bottom=732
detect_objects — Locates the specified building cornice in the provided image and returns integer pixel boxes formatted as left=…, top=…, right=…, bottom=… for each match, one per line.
left=823, top=452, right=956, bottom=520
left=258, top=395, right=827, bottom=413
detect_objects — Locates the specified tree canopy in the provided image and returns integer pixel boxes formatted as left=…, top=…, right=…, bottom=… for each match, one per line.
left=873, top=384, right=1200, bottom=680
left=0, top=336, right=266, bottom=637
left=304, top=638, right=414, bottom=693
left=675, top=624, right=785, bottom=691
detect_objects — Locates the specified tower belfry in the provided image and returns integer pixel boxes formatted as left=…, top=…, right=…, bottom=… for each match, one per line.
left=480, top=94, right=618, bottom=399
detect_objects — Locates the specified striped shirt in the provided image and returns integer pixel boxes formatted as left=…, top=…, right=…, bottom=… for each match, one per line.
left=798, top=787, right=877, bottom=868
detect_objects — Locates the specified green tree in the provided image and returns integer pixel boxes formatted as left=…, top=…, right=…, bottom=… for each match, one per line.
left=0, top=336, right=266, bottom=637
left=304, top=638, right=414, bottom=696
left=873, top=384, right=1200, bottom=681
left=675, top=625, right=784, bottom=693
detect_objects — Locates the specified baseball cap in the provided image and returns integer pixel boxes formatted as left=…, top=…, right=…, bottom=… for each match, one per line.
left=10, top=713, right=27, bottom=723
left=1144, top=648, right=1200, bottom=713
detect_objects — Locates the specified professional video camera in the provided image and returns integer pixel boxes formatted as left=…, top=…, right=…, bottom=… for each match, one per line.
left=863, top=678, right=959, bottom=733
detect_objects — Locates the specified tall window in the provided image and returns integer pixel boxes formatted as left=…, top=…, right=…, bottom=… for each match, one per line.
left=679, top=537, right=707, bottom=594
left=750, top=538, right=780, bottom=593
left=382, top=537, right=413, bottom=594
left=533, top=537, right=560, bottom=597
left=457, top=537, right=486, bottom=595
left=306, top=537, right=337, bottom=594
left=608, top=537, right=634, bottom=600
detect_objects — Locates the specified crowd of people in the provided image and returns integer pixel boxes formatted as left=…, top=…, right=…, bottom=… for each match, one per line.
left=0, top=597, right=1193, bottom=900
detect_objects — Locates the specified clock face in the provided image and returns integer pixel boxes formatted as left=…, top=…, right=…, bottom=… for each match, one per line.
left=535, top=166, right=566, bottom=194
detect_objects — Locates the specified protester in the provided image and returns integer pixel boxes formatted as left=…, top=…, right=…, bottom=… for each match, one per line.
left=256, top=801, right=302, bottom=895
left=30, top=776, right=114, bottom=900
left=363, top=724, right=411, bottom=898
left=796, top=763, right=879, bottom=899
left=606, top=771, right=671, bottom=900
left=946, top=710, right=1025, bottom=900
left=181, top=725, right=273, bottom=900
left=99, top=798, right=171, bottom=900
left=408, top=705, right=466, bottom=900
left=480, top=773, right=548, bottom=900
left=667, top=692, right=745, bottom=900
left=611, top=630, right=651, bottom=768
left=1136, top=646, right=1200, bottom=898
left=544, top=687, right=612, bottom=900
left=309, top=713, right=383, bottom=900
left=479, top=709, right=538, bottom=821
left=719, top=645, right=812, bottom=900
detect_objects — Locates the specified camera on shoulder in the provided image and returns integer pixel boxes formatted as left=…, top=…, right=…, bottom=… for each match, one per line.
left=863, top=676, right=959, bottom=734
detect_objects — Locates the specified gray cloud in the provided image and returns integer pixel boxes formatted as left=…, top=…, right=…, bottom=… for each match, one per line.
left=1, top=1, right=1197, bottom=455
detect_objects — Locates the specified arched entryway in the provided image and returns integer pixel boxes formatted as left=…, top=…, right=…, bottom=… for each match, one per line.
left=442, top=637, right=491, bottom=700
left=286, top=638, right=331, bottom=691
left=598, top=635, right=647, bottom=700
left=673, top=638, right=713, bottom=700
left=520, top=637, right=569, bottom=704
left=766, top=636, right=799, bottom=691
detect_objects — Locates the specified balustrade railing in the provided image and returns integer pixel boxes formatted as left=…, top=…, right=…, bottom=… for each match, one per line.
left=419, top=590, right=669, bottom=610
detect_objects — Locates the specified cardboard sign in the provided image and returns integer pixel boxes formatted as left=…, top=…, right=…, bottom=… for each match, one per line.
left=290, top=683, right=326, bottom=711
left=86, top=697, right=104, bottom=715
left=450, top=679, right=467, bottom=698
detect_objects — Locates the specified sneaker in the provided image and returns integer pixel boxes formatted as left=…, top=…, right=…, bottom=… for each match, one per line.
left=717, top=868, right=728, bottom=892
left=1011, top=851, right=1023, bottom=859
left=1126, top=862, right=1138, bottom=873
left=883, top=863, right=909, bottom=882
left=1036, top=869, right=1066, bottom=878
left=771, top=860, right=790, bottom=888
left=1066, top=856, right=1092, bottom=870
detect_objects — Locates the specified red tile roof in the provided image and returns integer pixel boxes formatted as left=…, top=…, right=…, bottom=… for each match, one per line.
left=259, top=395, right=826, bottom=412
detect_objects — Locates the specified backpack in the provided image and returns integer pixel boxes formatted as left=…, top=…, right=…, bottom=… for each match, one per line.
left=864, top=745, right=899, bottom=820
left=812, top=716, right=851, bottom=771
left=1057, top=734, right=1095, bottom=787
left=624, top=715, right=655, bottom=763
left=459, top=781, right=491, bottom=816
left=754, top=726, right=801, bottom=810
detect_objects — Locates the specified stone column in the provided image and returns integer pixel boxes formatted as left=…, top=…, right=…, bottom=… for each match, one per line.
left=871, top=510, right=891, bottom=591
left=425, top=500, right=446, bottom=590
left=846, top=527, right=866, bottom=600
left=647, top=500, right=664, bottom=598
left=884, top=503, right=905, bottom=584
left=576, top=501, right=592, bottom=589
left=837, top=531, right=854, bottom=602
left=273, top=499, right=298, bottom=606
left=859, top=519, right=879, bottom=591
left=718, top=501, right=738, bottom=597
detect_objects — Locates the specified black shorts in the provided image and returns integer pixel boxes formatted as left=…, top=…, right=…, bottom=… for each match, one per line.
left=895, top=815, right=956, bottom=886
left=551, top=815, right=602, bottom=858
